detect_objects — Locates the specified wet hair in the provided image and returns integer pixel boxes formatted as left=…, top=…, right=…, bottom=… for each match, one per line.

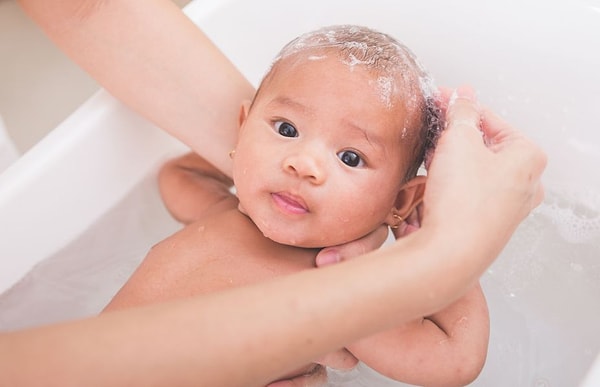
left=255, top=25, right=443, bottom=181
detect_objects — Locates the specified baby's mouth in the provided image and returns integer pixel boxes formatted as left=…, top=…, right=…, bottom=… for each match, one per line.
left=271, top=192, right=309, bottom=215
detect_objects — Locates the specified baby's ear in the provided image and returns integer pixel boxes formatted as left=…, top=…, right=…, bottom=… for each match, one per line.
left=384, top=176, right=426, bottom=227
left=238, top=100, right=252, bottom=129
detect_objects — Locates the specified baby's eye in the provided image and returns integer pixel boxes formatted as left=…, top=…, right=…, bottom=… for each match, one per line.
left=337, top=150, right=364, bottom=167
left=275, top=121, right=298, bottom=138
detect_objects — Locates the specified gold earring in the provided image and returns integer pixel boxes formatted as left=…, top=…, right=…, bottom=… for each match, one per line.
left=229, top=149, right=236, bottom=159
left=389, top=213, right=403, bottom=229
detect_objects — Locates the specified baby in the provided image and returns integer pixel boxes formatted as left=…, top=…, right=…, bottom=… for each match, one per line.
left=105, top=25, right=489, bottom=386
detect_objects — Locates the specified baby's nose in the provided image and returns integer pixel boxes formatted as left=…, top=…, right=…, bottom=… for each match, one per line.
left=283, top=152, right=326, bottom=185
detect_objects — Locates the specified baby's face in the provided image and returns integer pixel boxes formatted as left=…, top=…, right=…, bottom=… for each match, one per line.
left=232, top=55, right=411, bottom=248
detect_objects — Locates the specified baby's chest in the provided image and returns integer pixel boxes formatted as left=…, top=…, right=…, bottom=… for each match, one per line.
left=206, top=240, right=316, bottom=287
left=181, top=213, right=317, bottom=290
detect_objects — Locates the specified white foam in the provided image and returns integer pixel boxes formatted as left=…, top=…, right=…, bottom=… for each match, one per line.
left=376, top=76, right=394, bottom=107
left=537, top=188, right=600, bottom=244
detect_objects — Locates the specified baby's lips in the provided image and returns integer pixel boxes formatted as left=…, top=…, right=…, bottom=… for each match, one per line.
left=273, top=192, right=309, bottom=212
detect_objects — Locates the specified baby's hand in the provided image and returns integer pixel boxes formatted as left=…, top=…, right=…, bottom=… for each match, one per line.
left=315, top=225, right=388, bottom=267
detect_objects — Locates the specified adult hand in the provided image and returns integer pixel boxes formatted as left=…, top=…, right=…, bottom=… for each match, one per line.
left=266, top=365, right=327, bottom=387
left=315, top=204, right=423, bottom=267
left=391, top=202, right=423, bottom=239
left=315, top=225, right=389, bottom=267
left=423, top=86, right=546, bottom=250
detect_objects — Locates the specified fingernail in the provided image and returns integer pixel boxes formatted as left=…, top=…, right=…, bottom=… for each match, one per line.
left=449, top=86, right=476, bottom=106
left=316, top=250, right=340, bottom=267
left=457, top=86, right=476, bottom=99
left=448, top=89, right=459, bottom=106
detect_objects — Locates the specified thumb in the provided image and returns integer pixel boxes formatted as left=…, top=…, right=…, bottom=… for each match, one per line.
left=315, top=225, right=389, bottom=267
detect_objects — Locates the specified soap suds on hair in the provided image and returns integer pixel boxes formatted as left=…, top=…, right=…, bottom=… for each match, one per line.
left=401, top=126, right=409, bottom=140
left=271, top=25, right=438, bottom=112
left=308, top=54, right=328, bottom=61
left=376, top=76, right=394, bottom=108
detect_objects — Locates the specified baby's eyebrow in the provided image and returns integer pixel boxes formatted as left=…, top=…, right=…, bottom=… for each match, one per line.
left=344, top=120, right=385, bottom=151
left=267, top=96, right=313, bottom=117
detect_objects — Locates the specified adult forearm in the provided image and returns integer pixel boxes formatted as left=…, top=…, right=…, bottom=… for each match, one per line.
left=17, top=0, right=255, bottom=176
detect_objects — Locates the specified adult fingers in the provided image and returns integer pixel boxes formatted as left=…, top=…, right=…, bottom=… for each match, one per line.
left=477, top=107, right=520, bottom=154
left=391, top=202, right=422, bottom=239
left=444, top=86, right=484, bottom=142
left=315, top=348, right=359, bottom=370
left=437, top=86, right=453, bottom=113
left=482, top=107, right=548, bottom=210
left=266, top=365, right=327, bottom=387
left=315, top=225, right=389, bottom=267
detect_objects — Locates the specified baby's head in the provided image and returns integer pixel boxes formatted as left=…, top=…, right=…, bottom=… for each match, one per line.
left=232, top=25, right=442, bottom=247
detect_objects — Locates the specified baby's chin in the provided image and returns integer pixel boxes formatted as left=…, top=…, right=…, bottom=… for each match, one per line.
left=237, top=203, right=326, bottom=248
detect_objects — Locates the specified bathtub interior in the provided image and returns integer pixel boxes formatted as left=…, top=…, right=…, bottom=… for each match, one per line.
left=0, top=114, right=19, bottom=173
left=1, top=0, right=599, bottom=386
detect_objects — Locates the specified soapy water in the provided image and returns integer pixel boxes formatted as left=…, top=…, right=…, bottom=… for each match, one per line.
left=477, top=187, right=600, bottom=386
left=490, top=187, right=600, bottom=296
left=539, top=188, right=600, bottom=245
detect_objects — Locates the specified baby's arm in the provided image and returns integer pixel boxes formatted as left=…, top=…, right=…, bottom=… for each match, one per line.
left=347, top=283, right=489, bottom=387
left=158, top=152, right=235, bottom=224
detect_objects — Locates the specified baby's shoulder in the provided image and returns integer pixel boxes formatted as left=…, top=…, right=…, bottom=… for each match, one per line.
left=155, top=208, right=318, bottom=281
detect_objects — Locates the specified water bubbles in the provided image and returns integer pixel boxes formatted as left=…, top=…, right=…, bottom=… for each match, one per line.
left=537, top=188, right=600, bottom=244
left=484, top=187, right=600, bottom=298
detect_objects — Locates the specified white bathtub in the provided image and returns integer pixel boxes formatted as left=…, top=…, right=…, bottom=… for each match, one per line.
left=1, top=0, right=599, bottom=386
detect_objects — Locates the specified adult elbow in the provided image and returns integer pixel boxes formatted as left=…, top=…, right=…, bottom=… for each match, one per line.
left=445, top=349, right=487, bottom=387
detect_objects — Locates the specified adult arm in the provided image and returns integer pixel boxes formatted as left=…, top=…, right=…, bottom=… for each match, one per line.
left=17, top=0, right=255, bottom=176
